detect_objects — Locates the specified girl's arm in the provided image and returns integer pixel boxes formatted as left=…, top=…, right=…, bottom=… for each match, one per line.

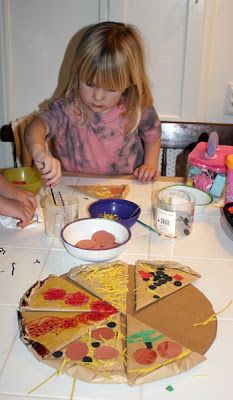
left=133, top=138, right=161, bottom=183
left=25, top=117, right=61, bottom=187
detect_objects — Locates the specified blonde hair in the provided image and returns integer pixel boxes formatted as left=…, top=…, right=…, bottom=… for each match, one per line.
left=65, top=21, right=153, bottom=133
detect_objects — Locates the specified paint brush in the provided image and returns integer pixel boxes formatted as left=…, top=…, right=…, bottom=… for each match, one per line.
left=50, top=188, right=57, bottom=205
left=137, top=219, right=160, bottom=235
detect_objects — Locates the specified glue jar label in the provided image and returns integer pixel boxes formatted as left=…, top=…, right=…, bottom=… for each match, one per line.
left=156, top=207, right=176, bottom=237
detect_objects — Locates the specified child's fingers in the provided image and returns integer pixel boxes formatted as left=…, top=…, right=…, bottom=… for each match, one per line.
left=136, top=166, right=156, bottom=183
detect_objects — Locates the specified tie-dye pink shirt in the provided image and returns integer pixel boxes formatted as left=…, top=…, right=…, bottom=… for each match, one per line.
left=40, top=98, right=161, bottom=174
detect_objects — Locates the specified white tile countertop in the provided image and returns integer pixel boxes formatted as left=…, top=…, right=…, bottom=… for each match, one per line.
left=0, top=175, right=232, bottom=400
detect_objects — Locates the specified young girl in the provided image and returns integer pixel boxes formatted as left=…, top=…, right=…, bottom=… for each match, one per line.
left=25, top=21, right=161, bottom=186
left=0, top=174, right=37, bottom=228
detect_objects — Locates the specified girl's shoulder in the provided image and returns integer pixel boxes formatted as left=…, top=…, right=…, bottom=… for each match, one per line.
left=47, top=97, right=81, bottom=118
left=140, top=105, right=159, bottom=121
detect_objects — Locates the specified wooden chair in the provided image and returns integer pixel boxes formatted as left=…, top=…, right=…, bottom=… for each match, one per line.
left=0, top=113, right=38, bottom=167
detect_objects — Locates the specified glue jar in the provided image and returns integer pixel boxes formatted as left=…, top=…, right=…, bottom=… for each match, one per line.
left=152, top=188, right=195, bottom=238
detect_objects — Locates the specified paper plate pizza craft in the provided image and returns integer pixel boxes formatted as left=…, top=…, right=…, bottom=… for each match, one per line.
left=18, top=260, right=217, bottom=390
left=68, top=184, right=130, bottom=199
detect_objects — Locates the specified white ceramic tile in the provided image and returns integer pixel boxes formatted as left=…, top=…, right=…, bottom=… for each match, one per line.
left=172, top=216, right=233, bottom=260
left=39, top=248, right=87, bottom=278
left=123, top=213, right=151, bottom=257
left=0, top=248, right=48, bottom=305
left=0, top=306, right=18, bottom=371
left=125, top=180, right=153, bottom=214
left=0, top=224, right=53, bottom=249
left=149, top=232, right=175, bottom=258
left=170, top=257, right=233, bottom=319
left=140, top=320, right=233, bottom=400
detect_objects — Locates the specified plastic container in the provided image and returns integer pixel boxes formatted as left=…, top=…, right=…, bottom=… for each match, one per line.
left=187, top=134, right=233, bottom=201
left=42, top=192, right=79, bottom=239
left=225, top=154, right=233, bottom=204
left=152, top=188, right=195, bottom=238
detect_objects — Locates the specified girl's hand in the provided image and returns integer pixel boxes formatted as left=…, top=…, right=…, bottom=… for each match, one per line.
left=133, top=163, right=159, bottom=183
left=32, top=149, right=61, bottom=187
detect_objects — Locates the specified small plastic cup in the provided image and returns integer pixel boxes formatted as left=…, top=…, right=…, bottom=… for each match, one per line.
left=152, top=188, right=195, bottom=238
left=42, top=192, right=79, bottom=239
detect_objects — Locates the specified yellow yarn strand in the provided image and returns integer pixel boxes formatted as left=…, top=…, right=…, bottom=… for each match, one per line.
left=69, top=377, right=77, bottom=400
left=193, top=300, right=233, bottom=327
left=27, top=370, right=58, bottom=394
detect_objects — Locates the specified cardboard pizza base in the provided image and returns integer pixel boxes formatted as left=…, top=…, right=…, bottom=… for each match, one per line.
left=127, top=265, right=217, bottom=355
left=19, top=263, right=217, bottom=386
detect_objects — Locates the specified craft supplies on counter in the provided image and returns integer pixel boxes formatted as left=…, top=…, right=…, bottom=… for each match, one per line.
left=187, top=132, right=233, bottom=202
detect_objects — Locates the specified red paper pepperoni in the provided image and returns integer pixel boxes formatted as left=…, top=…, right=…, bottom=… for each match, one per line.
left=91, top=230, right=115, bottom=247
left=75, top=239, right=97, bottom=249
left=65, top=341, right=88, bottom=360
left=109, top=187, right=122, bottom=195
left=138, top=270, right=153, bottom=279
left=91, top=327, right=115, bottom=340
left=133, top=348, right=157, bottom=365
left=94, top=345, right=119, bottom=360
left=90, top=300, right=118, bottom=315
left=43, top=288, right=66, bottom=300
left=64, top=291, right=89, bottom=306
left=157, top=341, right=182, bottom=358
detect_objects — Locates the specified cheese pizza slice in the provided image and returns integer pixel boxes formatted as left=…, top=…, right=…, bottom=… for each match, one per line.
left=68, top=260, right=129, bottom=314
left=43, top=313, right=127, bottom=383
left=19, top=274, right=102, bottom=312
left=135, top=260, right=201, bottom=311
left=126, top=315, right=205, bottom=385
left=68, top=184, right=130, bottom=199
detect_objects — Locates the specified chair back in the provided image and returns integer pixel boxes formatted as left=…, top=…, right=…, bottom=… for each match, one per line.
left=0, top=113, right=38, bottom=167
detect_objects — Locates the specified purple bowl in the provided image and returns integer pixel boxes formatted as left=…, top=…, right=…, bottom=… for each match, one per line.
left=88, top=199, right=141, bottom=229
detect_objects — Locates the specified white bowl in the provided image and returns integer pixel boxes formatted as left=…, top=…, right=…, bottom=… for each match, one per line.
left=160, top=185, right=213, bottom=214
left=61, top=218, right=131, bottom=262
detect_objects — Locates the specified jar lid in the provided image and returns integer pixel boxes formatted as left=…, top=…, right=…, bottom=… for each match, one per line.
left=188, top=142, right=233, bottom=172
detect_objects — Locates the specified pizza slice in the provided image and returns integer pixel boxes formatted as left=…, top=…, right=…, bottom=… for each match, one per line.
left=68, top=184, right=130, bottom=199
left=68, top=260, right=129, bottom=314
left=43, top=313, right=127, bottom=383
left=18, top=302, right=118, bottom=358
left=20, top=274, right=104, bottom=312
left=126, top=315, right=205, bottom=385
left=135, top=260, right=201, bottom=311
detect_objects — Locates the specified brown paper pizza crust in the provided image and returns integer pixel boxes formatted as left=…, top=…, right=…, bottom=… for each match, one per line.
left=127, top=265, right=217, bottom=355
